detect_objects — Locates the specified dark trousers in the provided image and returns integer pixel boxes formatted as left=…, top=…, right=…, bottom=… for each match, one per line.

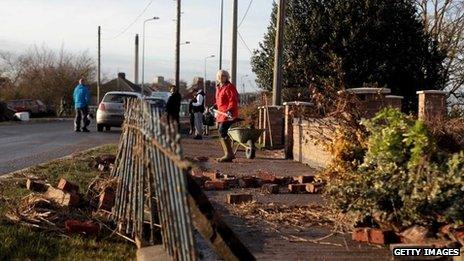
left=75, top=106, right=90, bottom=130
left=167, top=113, right=180, bottom=130
left=189, top=113, right=195, bottom=132
left=218, top=121, right=234, bottom=138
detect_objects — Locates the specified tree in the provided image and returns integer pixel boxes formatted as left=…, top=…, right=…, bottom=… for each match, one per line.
left=251, top=0, right=446, bottom=111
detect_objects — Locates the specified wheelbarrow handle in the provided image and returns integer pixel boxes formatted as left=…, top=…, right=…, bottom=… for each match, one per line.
left=211, top=109, right=233, bottom=120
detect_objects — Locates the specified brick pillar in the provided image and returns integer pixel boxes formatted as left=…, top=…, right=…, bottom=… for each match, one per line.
left=417, top=90, right=447, bottom=121
left=259, top=106, right=284, bottom=149
left=339, top=88, right=391, bottom=118
left=283, top=102, right=313, bottom=159
left=385, top=95, right=403, bottom=110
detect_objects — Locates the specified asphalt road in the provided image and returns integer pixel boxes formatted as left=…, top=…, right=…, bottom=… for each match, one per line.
left=0, top=121, right=120, bottom=175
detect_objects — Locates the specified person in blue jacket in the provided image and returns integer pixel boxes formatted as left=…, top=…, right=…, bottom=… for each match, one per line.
left=73, top=78, right=91, bottom=132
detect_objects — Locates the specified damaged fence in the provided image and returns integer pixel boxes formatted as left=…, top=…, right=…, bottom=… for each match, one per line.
left=111, top=98, right=254, bottom=261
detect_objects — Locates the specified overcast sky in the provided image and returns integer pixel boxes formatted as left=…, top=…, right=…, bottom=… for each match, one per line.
left=0, top=0, right=274, bottom=91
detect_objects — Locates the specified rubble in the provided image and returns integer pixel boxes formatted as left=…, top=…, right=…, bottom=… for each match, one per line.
left=44, top=187, right=79, bottom=207
left=26, top=179, right=48, bottom=192
left=227, top=194, right=253, bottom=204
left=352, top=228, right=399, bottom=245
left=261, top=184, right=279, bottom=194
left=65, top=220, right=100, bottom=236
left=57, top=178, right=79, bottom=194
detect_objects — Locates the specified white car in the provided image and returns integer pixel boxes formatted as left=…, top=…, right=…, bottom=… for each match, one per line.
left=96, top=91, right=142, bottom=132
left=150, top=91, right=171, bottom=103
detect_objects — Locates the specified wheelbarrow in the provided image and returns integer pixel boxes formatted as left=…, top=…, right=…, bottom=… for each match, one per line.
left=228, top=127, right=264, bottom=159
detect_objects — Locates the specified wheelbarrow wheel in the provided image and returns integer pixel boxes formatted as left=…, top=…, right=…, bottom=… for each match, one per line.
left=245, top=140, right=256, bottom=159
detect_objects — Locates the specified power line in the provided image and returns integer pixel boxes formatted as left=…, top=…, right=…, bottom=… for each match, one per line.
left=238, top=31, right=253, bottom=55
left=108, top=1, right=154, bottom=40
left=239, top=0, right=254, bottom=28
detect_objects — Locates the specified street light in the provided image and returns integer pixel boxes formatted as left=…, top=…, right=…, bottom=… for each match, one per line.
left=180, top=41, right=190, bottom=45
left=204, top=55, right=215, bottom=90
left=141, top=16, right=159, bottom=97
left=241, top=75, right=249, bottom=94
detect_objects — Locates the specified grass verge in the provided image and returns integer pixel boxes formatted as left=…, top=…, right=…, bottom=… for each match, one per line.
left=0, top=144, right=136, bottom=260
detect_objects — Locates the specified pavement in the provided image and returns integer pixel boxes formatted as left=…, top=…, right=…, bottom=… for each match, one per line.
left=0, top=120, right=120, bottom=175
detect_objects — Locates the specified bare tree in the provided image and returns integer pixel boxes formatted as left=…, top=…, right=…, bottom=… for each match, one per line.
left=416, top=0, right=464, bottom=100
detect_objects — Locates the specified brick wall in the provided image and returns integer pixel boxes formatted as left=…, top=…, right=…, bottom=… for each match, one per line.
left=283, top=102, right=314, bottom=159
left=385, top=95, right=403, bottom=110
left=258, top=106, right=285, bottom=149
left=293, top=118, right=335, bottom=169
left=417, top=90, right=447, bottom=122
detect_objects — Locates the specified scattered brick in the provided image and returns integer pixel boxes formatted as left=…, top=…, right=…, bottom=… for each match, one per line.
left=26, top=179, right=48, bottom=192
left=98, top=163, right=108, bottom=172
left=227, top=194, right=253, bottom=204
left=100, top=154, right=116, bottom=165
left=288, top=184, right=307, bottom=193
left=352, top=228, right=369, bottom=243
left=352, top=228, right=399, bottom=245
left=261, top=184, right=279, bottom=194
left=305, top=183, right=322, bottom=194
left=224, top=177, right=239, bottom=189
left=293, top=175, right=315, bottom=184
left=57, top=178, right=79, bottom=194
left=255, top=170, right=278, bottom=184
left=65, top=220, right=100, bottom=236
left=44, top=187, right=79, bottom=207
left=238, top=176, right=259, bottom=188
left=202, top=171, right=222, bottom=181
left=204, top=180, right=227, bottom=191
left=98, top=187, right=115, bottom=211
left=276, top=176, right=295, bottom=186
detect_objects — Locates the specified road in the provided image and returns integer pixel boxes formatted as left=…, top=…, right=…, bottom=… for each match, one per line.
left=0, top=121, right=120, bottom=175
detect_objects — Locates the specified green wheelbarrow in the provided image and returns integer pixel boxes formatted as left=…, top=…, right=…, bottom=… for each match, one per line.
left=228, top=127, right=264, bottom=159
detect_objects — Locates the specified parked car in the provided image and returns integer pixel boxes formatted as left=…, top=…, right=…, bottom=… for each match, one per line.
left=7, top=99, right=49, bottom=116
left=96, top=91, right=142, bottom=132
left=179, top=101, right=191, bottom=134
left=150, top=91, right=171, bottom=103
left=144, top=97, right=166, bottom=112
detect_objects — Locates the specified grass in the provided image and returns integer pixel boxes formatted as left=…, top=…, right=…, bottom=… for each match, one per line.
left=0, top=144, right=136, bottom=260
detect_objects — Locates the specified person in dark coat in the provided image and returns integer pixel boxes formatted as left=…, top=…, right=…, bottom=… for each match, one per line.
left=165, top=85, right=182, bottom=130
left=188, top=99, right=195, bottom=135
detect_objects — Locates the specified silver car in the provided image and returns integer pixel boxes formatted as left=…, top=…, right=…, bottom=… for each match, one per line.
left=96, top=91, right=141, bottom=132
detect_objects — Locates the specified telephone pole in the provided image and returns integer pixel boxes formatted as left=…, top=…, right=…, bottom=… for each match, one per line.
left=231, top=0, right=238, bottom=86
left=272, top=0, right=286, bottom=106
left=219, top=0, right=224, bottom=70
left=97, top=26, right=101, bottom=103
left=175, top=0, right=181, bottom=88
left=134, top=34, right=139, bottom=85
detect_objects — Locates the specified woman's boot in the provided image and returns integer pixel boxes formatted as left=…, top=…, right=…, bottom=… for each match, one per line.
left=217, top=137, right=234, bottom=162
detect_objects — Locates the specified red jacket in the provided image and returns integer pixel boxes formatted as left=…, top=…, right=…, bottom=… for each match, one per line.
left=215, top=82, right=239, bottom=123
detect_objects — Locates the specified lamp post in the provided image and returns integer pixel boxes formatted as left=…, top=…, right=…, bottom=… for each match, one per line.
left=141, top=16, right=159, bottom=97
left=204, top=55, right=215, bottom=90
left=241, top=75, right=249, bottom=94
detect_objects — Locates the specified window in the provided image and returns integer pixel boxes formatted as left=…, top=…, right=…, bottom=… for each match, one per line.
left=103, top=94, right=138, bottom=103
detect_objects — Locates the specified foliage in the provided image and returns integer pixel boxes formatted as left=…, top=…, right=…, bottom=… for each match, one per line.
left=251, top=0, right=446, bottom=111
left=322, top=108, right=464, bottom=229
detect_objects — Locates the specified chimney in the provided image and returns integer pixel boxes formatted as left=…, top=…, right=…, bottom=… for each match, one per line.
left=134, top=34, right=139, bottom=85
left=118, top=72, right=126, bottom=79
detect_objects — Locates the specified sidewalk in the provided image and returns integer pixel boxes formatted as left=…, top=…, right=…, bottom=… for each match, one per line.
left=182, top=136, right=391, bottom=260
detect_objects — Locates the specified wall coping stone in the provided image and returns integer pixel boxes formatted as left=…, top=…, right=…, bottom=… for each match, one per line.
left=416, top=90, right=448, bottom=95
left=385, top=95, right=404, bottom=99
left=283, top=101, right=313, bottom=106
left=338, top=87, right=391, bottom=95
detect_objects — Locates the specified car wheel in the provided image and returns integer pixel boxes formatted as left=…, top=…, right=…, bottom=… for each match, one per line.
left=97, top=124, right=104, bottom=132
left=105, top=126, right=111, bottom=132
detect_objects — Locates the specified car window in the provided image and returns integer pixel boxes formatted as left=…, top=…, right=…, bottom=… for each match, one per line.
left=146, top=98, right=166, bottom=107
left=103, top=94, right=138, bottom=103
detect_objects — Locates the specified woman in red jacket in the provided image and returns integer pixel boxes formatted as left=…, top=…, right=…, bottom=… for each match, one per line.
left=213, top=70, right=239, bottom=162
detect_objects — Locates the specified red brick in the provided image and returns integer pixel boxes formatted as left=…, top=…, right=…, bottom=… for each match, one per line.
left=44, top=187, right=79, bottom=207
left=261, top=184, right=279, bottom=194
left=204, top=180, right=227, bottom=191
left=352, top=228, right=399, bottom=245
left=98, top=188, right=115, bottom=211
left=98, top=163, right=108, bottom=172
left=288, top=184, right=307, bottom=193
left=255, top=170, right=277, bottom=184
left=238, top=176, right=258, bottom=188
left=202, top=171, right=222, bottom=181
left=293, top=175, right=315, bottom=184
left=276, top=176, right=295, bottom=186
left=226, top=194, right=253, bottom=204
left=352, top=228, right=369, bottom=242
left=224, top=177, right=239, bottom=189
left=26, top=179, right=48, bottom=192
left=305, top=183, right=321, bottom=194
left=100, top=154, right=116, bottom=165
left=65, top=220, right=100, bottom=236
left=57, top=178, right=79, bottom=194
left=400, top=226, right=429, bottom=244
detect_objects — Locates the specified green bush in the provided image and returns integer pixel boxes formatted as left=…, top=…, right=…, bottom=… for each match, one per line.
left=324, top=108, right=464, bottom=229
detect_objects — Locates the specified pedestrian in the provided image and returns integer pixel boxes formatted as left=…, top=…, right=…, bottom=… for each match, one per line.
left=165, top=85, right=182, bottom=131
left=73, top=78, right=91, bottom=132
left=212, top=70, right=239, bottom=162
left=191, top=87, right=206, bottom=140
left=188, top=99, right=195, bottom=135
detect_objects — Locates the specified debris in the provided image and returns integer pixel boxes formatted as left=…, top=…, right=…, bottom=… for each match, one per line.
left=44, top=187, right=79, bottom=207
left=202, top=171, right=222, bottom=181
left=65, top=220, right=100, bottom=237
left=98, top=163, right=108, bottom=172
left=26, top=179, right=48, bottom=192
left=400, top=226, right=430, bottom=244
left=293, top=175, right=315, bottom=184
left=99, top=154, right=116, bottom=165
left=57, top=178, right=79, bottom=194
left=238, top=176, right=259, bottom=188
left=255, top=170, right=278, bottom=184
left=288, top=184, right=307, bottom=193
left=98, top=187, right=115, bottom=211
left=227, top=194, right=253, bottom=204
left=261, top=184, right=279, bottom=194
left=204, top=180, right=228, bottom=191
left=352, top=228, right=399, bottom=245
left=224, top=177, right=239, bottom=189
left=305, top=183, right=322, bottom=194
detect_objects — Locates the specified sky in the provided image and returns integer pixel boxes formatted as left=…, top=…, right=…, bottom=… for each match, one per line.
left=0, top=0, right=274, bottom=92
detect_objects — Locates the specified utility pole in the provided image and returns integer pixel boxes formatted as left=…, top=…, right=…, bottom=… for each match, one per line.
left=175, top=0, right=181, bottom=88
left=231, top=0, right=238, bottom=86
left=134, top=34, right=139, bottom=85
left=272, top=0, right=286, bottom=106
left=219, top=0, right=224, bottom=70
left=97, top=26, right=101, bottom=104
